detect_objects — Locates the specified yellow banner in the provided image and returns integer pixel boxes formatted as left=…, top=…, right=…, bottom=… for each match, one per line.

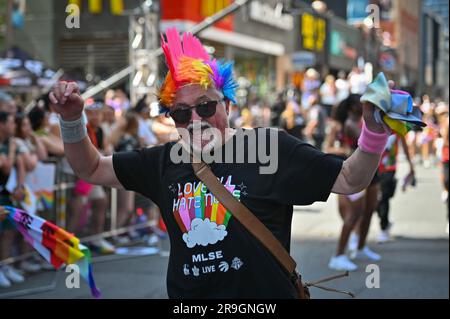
left=110, top=0, right=124, bottom=15
left=89, top=0, right=102, bottom=14
left=67, top=0, right=123, bottom=14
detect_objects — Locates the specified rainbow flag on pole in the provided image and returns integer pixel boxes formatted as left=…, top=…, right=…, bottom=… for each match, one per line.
left=1, top=206, right=101, bottom=298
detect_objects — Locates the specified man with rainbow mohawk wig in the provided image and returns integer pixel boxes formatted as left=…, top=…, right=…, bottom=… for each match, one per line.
left=158, top=27, right=239, bottom=153
left=49, top=28, right=401, bottom=298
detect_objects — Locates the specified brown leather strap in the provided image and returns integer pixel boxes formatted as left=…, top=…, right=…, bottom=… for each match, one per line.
left=192, top=161, right=297, bottom=275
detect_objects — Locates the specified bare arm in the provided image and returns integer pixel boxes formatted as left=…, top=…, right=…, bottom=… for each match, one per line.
left=22, top=152, right=39, bottom=172
left=64, top=138, right=122, bottom=189
left=11, top=154, right=27, bottom=202
left=332, top=147, right=381, bottom=194
left=400, top=135, right=414, bottom=173
left=49, top=81, right=123, bottom=189
left=40, top=135, right=65, bottom=157
left=324, top=121, right=349, bottom=157
left=15, top=154, right=26, bottom=186
left=304, top=119, right=318, bottom=139
left=31, top=134, right=48, bottom=161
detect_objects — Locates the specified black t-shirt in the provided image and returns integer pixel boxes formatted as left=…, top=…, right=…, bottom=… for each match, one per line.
left=113, top=128, right=343, bottom=298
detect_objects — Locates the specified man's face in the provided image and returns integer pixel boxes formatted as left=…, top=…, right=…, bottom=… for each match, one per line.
left=86, top=109, right=102, bottom=128
left=0, top=115, right=16, bottom=137
left=21, top=117, right=33, bottom=137
left=140, top=106, right=150, bottom=119
left=172, top=85, right=230, bottom=152
left=102, top=106, right=115, bottom=124
left=0, top=100, right=17, bottom=114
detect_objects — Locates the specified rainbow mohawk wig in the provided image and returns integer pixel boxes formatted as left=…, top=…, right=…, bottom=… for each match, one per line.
left=158, top=28, right=238, bottom=112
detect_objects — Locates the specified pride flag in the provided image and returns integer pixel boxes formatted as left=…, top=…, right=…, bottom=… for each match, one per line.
left=35, top=190, right=54, bottom=211
left=1, top=206, right=101, bottom=298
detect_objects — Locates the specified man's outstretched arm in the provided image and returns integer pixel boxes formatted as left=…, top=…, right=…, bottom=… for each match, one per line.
left=49, top=81, right=123, bottom=189
left=331, top=101, right=388, bottom=195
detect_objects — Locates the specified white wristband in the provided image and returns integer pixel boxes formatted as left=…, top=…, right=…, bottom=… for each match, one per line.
left=59, top=113, right=87, bottom=144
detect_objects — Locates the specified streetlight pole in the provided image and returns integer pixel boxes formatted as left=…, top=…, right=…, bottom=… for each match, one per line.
left=128, top=0, right=160, bottom=106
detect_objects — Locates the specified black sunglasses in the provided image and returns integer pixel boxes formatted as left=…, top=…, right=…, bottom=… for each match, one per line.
left=168, top=100, right=222, bottom=124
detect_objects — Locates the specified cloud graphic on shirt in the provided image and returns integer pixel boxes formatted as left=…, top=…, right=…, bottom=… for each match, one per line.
left=182, top=218, right=228, bottom=248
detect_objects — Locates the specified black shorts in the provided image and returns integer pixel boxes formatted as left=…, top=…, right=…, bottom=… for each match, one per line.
left=379, top=171, right=397, bottom=199
left=321, top=104, right=333, bottom=118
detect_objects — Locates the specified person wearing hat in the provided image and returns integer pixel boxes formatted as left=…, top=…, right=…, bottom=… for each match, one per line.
left=49, top=29, right=418, bottom=298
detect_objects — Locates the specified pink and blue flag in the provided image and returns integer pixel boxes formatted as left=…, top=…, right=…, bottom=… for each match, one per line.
left=2, top=206, right=101, bottom=298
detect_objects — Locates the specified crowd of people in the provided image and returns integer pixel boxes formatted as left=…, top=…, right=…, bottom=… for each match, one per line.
left=232, top=68, right=449, bottom=271
left=0, top=66, right=448, bottom=287
left=0, top=88, right=177, bottom=288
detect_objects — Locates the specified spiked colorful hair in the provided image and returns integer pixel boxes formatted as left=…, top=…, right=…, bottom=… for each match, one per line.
left=158, top=28, right=238, bottom=113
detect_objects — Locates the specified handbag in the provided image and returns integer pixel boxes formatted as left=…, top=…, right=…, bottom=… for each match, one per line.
left=192, top=160, right=354, bottom=299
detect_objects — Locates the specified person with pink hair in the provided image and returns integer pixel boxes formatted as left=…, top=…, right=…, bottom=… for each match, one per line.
left=49, top=28, right=393, bottom=298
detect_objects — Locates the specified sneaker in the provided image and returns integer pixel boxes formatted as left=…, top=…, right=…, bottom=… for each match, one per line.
left=146, top=234, right=159, bottom=246
left=351, top=246, right=381, bottom=261
left=0, top=269, right=11, bottom=288
left=328, top=255, right=358, bottom=271
left=114, top=235, right=132, bottom=246
left=441, top=191, right=448, bottom=203
left=2, top=265, right=25, bottom=283
left=20, top=260, right=42, bottom=273
left=377, top=230, right=391, bottom=243
left=347, top=233, right=359, bottom=252
left=90, top=239, right=116, bottom=254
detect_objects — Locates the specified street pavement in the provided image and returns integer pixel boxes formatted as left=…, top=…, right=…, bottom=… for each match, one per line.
left=1, top=160, right=448, bottom=299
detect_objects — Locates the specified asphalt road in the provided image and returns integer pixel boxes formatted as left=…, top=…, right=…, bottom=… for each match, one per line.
left=1, top=160, right=448, bottom=299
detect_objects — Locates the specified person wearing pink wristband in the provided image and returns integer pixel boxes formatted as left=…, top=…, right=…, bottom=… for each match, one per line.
left=326, top=94, right=388, bottom=272
left=48, top=29, right=405, bottom=298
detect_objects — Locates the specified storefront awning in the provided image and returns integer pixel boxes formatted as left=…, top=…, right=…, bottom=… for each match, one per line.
left=161, top=21, right=285, bottom=56
left=199, top=28, right=285, bottom=56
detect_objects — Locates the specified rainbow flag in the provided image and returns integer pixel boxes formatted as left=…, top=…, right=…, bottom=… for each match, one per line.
left=2, top=206, right=101, bottom=298
left=35, top=190, right=54, bottom=211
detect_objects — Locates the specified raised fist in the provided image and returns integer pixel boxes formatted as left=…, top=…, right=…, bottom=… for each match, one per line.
left=49, top=81, right=84, bottom=121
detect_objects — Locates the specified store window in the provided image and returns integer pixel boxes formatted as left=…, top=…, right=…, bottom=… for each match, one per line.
left=233, top=49, right=275, bottom=105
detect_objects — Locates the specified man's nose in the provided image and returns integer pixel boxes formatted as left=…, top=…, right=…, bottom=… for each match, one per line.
left=191, top=109, right=202, bottom=122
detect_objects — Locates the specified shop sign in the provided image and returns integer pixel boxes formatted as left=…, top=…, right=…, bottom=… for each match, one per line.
left=330, top=30, right=358, bottom=59
left=300, top=13, right=326, bottom=52
left=249, top=1, right=294, bottom=31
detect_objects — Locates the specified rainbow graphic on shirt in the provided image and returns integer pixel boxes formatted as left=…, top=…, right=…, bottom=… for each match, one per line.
left=171, top=175, right=240, bottom=248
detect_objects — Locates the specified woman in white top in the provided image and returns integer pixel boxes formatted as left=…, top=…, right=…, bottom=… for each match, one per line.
left=15, top=113, right=48, bottom=171
left=320, top=75, right=337, bottom=118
